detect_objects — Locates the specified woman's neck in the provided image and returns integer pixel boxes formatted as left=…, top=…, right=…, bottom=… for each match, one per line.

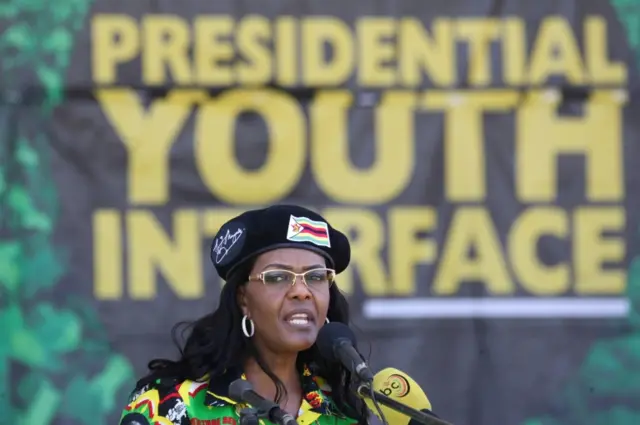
left=243, top=351, right=301, bottom=402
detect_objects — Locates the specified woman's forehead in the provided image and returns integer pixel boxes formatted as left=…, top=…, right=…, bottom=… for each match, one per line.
left=253, top=248, right=326, bottom=269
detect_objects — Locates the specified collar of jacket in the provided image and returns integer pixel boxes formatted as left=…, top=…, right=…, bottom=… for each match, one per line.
left=204, top=363, right=346, bottom=423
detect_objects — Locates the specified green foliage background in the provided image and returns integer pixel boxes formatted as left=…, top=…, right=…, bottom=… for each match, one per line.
left=0, top=1, right=134, bottom=424
left=0, top=1, right=638, bottom=424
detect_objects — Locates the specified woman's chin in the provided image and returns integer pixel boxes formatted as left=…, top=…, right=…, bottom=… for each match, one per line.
left=281, top=335, right=317, bottom=353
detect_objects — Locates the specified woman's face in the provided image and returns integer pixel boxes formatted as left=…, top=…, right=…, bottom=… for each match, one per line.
left=238, top=248, right=332, bottom=354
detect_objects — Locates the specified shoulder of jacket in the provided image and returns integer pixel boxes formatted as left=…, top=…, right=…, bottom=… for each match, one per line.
left=121, top=378, right=210, bottom=425
left=127, top=376, right=210, bottom=404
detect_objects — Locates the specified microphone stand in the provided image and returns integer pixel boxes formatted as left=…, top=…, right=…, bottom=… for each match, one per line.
left=356, top=383, right=454, bottom=425
left=239, top=407, right=260, bottom=425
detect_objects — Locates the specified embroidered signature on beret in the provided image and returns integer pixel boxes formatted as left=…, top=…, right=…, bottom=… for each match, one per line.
left=212, top=226, right=245, bottom=265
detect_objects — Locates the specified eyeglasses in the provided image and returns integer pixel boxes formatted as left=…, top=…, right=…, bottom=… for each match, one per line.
left=249, top=268, right=336, bottom=288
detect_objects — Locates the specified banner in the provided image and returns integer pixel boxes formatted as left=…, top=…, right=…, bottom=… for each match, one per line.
left=1, top=1, right=640, bottom=424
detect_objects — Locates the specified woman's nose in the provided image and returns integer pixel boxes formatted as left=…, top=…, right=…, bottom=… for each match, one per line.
left=287, top=275, right=312, bottom=299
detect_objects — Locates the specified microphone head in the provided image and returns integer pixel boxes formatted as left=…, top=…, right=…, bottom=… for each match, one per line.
left=316, top=322, right=357, bottom=362
left=368, top=368, right=432, bottom=425
left=229, top=379, right=254, bottom=402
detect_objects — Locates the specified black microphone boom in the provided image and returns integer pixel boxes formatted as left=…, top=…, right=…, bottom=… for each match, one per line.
left=316, top=322, right=374, bottom=383
left=356, top=386, right=453, bottom=425
left=228, top=380, right=297, bottom=425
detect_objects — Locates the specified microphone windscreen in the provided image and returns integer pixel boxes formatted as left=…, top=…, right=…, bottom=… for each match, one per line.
left=316, top=322, right=357, bottom=362
left=366, top=368, right=433, bottom=425
left=229, top=379, right=253, bottom=401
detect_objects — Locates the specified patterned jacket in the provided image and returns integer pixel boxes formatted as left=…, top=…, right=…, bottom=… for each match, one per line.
left=119, top=364, right=361, bottom=425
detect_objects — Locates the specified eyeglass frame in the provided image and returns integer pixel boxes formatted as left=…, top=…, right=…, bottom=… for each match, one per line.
left=248, top=267, right=336, bottom=288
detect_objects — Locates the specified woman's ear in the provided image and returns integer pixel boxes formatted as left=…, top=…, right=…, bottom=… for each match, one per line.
left=237, top=285, right=249, bottom=317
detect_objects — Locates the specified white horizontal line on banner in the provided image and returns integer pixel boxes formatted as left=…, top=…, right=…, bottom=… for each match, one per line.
left=362, top=297, right=630, bottom=319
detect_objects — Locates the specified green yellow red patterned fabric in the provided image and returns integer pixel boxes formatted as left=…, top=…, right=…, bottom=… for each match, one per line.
left=119, top=364, right=359, bottom=425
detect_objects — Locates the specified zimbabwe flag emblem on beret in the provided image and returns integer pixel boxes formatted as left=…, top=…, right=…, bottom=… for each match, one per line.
left=286, top=215, right=331, bottom=248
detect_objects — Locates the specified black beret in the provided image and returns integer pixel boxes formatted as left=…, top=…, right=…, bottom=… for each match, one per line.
left=210, top=205, right=351, bottom=280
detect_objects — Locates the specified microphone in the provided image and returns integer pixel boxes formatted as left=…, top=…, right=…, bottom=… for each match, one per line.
left=228, top=379, right=297, bottom=425
left=316, top=322, right=374, bottom=383
left=359, top=368, right=452, bottom=425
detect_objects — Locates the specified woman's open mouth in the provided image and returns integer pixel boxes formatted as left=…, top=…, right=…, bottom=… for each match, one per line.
left=284, top=310, right=316, bottom=328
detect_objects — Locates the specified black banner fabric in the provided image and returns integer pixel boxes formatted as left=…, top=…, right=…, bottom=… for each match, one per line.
left=2, top=0, right=640, bottom=424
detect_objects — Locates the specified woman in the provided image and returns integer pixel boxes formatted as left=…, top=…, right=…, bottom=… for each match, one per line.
left=119, top=205, right=369, bottom=425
